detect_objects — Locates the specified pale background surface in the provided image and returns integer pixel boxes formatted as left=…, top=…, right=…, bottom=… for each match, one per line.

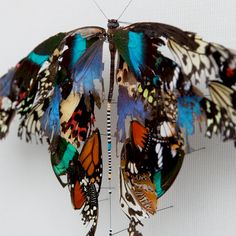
left=0, top=0, right=236, bottom=236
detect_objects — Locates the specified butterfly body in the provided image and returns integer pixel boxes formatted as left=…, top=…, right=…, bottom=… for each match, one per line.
left=0, top=17, right=236, bottom=236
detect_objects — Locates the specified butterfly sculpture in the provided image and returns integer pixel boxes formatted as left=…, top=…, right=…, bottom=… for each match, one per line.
left=0, top=16, right=236, bottom=236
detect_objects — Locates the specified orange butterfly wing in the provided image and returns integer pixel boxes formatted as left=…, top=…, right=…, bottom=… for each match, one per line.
left=131, top=120, right=148, bottom=149
left=72, top=181, right=86, bottom=209
left=79, top=129, right=102, bottom=183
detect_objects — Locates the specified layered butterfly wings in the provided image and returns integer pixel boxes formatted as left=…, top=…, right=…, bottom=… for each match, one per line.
left=1, top=21, right=236, bottom=236
left=119, top=22, right=236, bottom=141
left=46, top=28, right=104, bottom=236
left=0, top=26, right=105, bottom=142
left=50, top=129, right=102, bottom=236
left=113, top=24, right=186, bottom=234
left=113, top=22, right=236, bottom=234
left=0, top=26, right=105, bottom=236
left=53, top=129, right=103, bottom=236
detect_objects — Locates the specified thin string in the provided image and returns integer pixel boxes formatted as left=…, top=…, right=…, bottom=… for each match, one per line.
left=92, top=0, right=108, bottom=20
left=99, top=198, right=109, bottom=202
left=101, top=186, right=116, bottom=190
left=157, top=205, right=174, bottom=212
left=187, top=146, right=206, bottom=154
left=100, top=133, right=116, bottom=138
left=117, top=0, right=134, bottom=20
left=112, top=228, right=128, bottom=235
left=92, top=0, right=134, bottom=21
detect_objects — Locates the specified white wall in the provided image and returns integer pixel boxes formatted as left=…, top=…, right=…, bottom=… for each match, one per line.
left=0, top=0, right=236, bottom=236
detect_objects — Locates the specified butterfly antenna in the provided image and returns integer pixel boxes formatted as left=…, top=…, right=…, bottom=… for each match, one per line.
left=92, top=0, right=108, bottom=20
left=117, top=0, right=134, bottom=20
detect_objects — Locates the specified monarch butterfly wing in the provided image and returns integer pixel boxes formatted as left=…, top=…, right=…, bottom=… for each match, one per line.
left=79, top=128, right=102, bottom=192
left=66, top=145, right=87, bottom=210
left=78, top=129, right=103, bottom=236
left=50, top=128, right=102, bottom=235
left=17, top=27, right=105, bottom=143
